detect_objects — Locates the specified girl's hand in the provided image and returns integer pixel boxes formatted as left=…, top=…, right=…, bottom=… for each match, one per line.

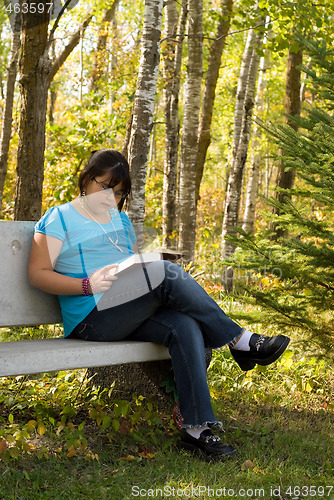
left=89, top=264, right=119, bottom=293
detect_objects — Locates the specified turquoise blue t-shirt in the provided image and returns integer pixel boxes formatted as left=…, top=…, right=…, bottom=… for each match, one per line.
left=34, top=202, right=136, bottom=336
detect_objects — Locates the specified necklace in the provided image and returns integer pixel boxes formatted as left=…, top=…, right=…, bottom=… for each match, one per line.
left=78, top=196, right=124, bottom=253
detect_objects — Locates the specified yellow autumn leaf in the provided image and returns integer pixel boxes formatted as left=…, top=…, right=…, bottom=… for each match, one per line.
left=56, top=424, right=65, bottom=436
left=119, top=455, right=135, bottom=461
left=26, top=420, right=37, bottom=432
left=138, top=451, right=155, bottom=459
left=304, top=381, right=313, bottom=392
left=67, top=446, right=77, bottom=458
left=261, top=277, right=270, bottom=286
left=37, top=423, right=46, bottom=436
left=209, top=387, right=220, bottom=400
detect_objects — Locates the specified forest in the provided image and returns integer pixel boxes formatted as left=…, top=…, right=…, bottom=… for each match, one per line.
left=0, top=0, right=333, bottom=492
left=1, top=0, right=333, bottom=349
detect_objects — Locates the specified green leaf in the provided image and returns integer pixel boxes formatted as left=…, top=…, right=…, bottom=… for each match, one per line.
left=112, top=419, right=120, bottom=432
left=102, top=416, right=112, bottom=430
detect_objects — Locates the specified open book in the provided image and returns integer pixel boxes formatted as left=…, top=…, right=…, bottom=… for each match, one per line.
left=112, top=251, right=183, bottom=275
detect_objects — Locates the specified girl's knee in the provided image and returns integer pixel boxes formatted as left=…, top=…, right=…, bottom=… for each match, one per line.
left=163, top=260, right=184, bottom=280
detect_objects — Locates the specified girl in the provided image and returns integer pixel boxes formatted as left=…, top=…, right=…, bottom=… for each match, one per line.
left=29, top=149, right=290, bottom=459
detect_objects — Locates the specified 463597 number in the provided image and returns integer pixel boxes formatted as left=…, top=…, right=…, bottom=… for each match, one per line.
left=5, top=3, right=54, bottom=14
left=285, top=486, right=333, bottom=497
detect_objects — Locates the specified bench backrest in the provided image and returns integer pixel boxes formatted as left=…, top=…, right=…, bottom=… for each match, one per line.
left=0, top=221, right=62, bottom=328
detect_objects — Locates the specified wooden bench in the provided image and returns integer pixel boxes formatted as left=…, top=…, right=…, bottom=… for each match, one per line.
left=0, top=221, right=170, bottom=377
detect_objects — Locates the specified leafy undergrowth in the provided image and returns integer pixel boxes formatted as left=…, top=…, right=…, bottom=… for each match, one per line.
left=0, top=371, right=170, bottom=463
left=0, top=340, right=333, bottom=498
left=209, top=345, right=334, bottom=412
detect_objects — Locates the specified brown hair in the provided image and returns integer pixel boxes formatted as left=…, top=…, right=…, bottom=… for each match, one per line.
left=78, top=149, right=131, bottom=211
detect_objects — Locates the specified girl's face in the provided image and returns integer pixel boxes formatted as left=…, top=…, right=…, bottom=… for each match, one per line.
left=84, top=175, right=126, bottom=214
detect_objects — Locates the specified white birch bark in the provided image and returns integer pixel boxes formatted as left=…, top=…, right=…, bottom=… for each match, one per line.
left=221, top=19, right=265, bottom=289
left=178, top=0, right=203, bottom=262
left=231, top=29, right=257, bottom=161
left=127, top=0, right=164, bottom=246
left=242, top=46, right=270, bottom=233
left=162, top=0, right=187, bottom=248
left=0, top=12, right=21, bottom=217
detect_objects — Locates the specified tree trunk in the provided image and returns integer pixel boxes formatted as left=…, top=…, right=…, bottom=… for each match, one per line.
left=127, top=0, right=164, bottom=246
left=14, top=9, right=92, bottom=221
left=0, top=12, right=21, bottom=218
left=178, top=0, right=203, bottom=262
left=15, top=7, right=51, bottom=221
left=221, top=20, right=265, bottom=290
left=162, top=0, right=187, bottom=249
left=242, top=44, right=271, bottom=233
left=48, top=40, right=57, bottom=126
left=88, top=1, right=120, bottom=93
left=121, top=111, right=133, bottom=159
left=195, top=0, right=233, bottom=207
left=271, top=45, right=302, bottom=240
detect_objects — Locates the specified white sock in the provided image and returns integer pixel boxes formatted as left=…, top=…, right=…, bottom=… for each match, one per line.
left=185, top=424, right=210, bottom=439
left=230, top=329, right=253, bottom=351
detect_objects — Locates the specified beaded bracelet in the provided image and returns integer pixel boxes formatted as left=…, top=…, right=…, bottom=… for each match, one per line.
left=82, top=277, right=90, bottom=296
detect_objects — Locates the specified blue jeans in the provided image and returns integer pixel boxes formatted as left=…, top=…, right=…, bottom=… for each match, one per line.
left=71, top=261, right=243, bottom=428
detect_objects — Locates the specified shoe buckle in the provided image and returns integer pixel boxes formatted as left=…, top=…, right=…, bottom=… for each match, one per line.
left=255, top=335, right=266, bottom=351
left=204, top=435, right=220, bottom=444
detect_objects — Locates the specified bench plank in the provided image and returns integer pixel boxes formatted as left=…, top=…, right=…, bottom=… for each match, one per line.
left=0, top=221, right=62, bottom=327
left=0, top=338, right=170, bottom=377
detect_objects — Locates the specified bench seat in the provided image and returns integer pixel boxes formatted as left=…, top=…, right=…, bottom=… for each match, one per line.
left=0, top=338, right=170, bottom=377
left=0, top=221, right=170, bottom=377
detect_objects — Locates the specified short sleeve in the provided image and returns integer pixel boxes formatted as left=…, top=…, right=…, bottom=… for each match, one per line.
left=120, top=212, right=137, bottom=245
left=34, top=206, right=67, bottom=242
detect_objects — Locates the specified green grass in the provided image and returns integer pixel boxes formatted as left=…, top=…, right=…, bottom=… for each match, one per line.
left=0, top=342, right=333, bottom=500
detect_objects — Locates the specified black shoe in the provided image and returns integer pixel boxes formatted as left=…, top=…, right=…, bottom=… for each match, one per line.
left=179, top=429, right=237, bottom=460
left=230, top=333, right=290, bottom=371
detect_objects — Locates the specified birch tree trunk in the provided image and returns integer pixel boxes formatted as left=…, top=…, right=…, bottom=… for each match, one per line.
left=162, top=0, right=187, bottom=248
left=178, top=0, right=203, bottom=262
left=88, top=0, right=120, bottom=93
left=272, top=44, right=302, bottom=239
left=242, top=44, right=271, bottom=233
left=221, top=20, right=265, bottom=289
left=195, top=0, right=233, bottom=207
left=127, top=0, right=164, bottom=246
left=0, top=12, right=21, bottom=218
